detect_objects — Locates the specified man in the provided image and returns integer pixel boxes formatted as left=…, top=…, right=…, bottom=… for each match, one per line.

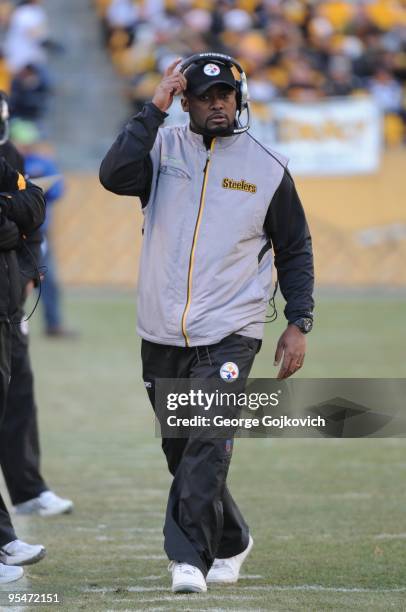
left=100, top=54, right=314, bottom=593
left=0, top=108, right=73, bottom=517
left=0, top=154, right=46, bottom=583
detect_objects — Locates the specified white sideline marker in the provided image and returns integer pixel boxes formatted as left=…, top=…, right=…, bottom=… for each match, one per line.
left=137, top=595, right=266, bottom=603
left=127, top=527, right=162, bottom=533
left=112, top=544, right=161, bottom=551
left=83, top=584, right=406, bottom=595
left=133, top=554, right=167, bottom=560
left=240, top=574, right=264, bottom=579
left=240, top=585, right=406, bottom=593
left=374, top=533, right=406, bottom=540
left=139, top=575, right=165, bottom=580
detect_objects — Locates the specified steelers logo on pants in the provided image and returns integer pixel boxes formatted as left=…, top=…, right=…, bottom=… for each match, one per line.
left=220, top=362, right=239, bottom=382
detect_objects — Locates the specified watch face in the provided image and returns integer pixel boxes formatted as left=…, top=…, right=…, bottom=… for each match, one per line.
left=303, top=318, right=312, bottom=332
left=294, top=318, right=313, bottom=333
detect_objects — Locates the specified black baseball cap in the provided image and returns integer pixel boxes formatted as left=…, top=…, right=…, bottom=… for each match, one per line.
left=184, top=61, right=237, bottom=96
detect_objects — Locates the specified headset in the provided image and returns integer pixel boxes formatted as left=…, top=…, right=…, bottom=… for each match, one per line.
left=0, top=91, right=10, bottom=146
left=179, top=52, right=250, bottom=134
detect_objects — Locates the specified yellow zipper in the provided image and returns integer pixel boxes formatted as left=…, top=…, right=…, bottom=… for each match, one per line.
left=181, top=138, right=216, bottom=347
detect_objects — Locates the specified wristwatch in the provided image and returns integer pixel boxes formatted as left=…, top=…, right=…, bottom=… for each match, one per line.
left=291, top=317, right=313, bottom=334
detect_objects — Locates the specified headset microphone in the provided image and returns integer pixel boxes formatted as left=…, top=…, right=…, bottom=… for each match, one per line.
left=179, top=52, right=250, bottom=134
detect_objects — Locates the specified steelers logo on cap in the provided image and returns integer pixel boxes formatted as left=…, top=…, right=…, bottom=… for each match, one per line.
left=203, top=63, right=221, bottom=77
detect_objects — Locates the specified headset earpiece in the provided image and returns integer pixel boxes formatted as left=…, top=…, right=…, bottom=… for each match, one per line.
left=0, top=91, right=9, bottom=145
left=239, top=73, right=249, bottom=111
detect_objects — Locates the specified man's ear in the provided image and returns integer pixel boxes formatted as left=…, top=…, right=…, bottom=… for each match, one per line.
left=181, top=96, right=189, bottom=113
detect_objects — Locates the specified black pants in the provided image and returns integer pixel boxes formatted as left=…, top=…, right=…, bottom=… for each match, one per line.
left=0, top=320, right=17, bottom=547
left=0, top=319, right=47, bottom=505
left=142, top=333, right=260, bottom=576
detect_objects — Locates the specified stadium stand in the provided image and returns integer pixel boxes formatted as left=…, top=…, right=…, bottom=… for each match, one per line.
left=0, top=0, right=53, bottom=136
left=0, top=1, right=403, bottom=289
left=93, top=0, right=406, bottom=144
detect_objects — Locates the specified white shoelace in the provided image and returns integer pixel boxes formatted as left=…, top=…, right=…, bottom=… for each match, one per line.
left=168, top=562, right=197, bottom=575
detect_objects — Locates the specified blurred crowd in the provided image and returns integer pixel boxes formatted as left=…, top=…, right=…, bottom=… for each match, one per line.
left=0, top=0, right=57, bottom=131
left=95, top=0, right=406, bottom=144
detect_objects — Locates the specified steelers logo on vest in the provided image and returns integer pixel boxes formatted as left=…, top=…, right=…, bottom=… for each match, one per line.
left=222, top=177, right=257, bottom=194
left=220, top=362, right=239, bottom=382
left=203, top=63, right=221, bottom=77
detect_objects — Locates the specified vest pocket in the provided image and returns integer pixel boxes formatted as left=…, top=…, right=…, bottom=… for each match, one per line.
left=159, top=165, right=191, bottom=180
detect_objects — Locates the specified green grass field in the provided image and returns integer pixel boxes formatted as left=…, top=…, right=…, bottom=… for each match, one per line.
left=1, top=290, right=405, bottom=611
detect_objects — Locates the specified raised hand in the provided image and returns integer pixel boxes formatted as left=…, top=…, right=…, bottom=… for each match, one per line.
left=152, top=58, right=187, bottom=113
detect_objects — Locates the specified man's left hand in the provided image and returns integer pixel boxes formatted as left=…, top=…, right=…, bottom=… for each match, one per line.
left=274, top=324, right=306, bottom=379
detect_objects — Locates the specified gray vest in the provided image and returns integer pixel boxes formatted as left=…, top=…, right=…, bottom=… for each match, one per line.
left=137, top=125, right=287, bottom=347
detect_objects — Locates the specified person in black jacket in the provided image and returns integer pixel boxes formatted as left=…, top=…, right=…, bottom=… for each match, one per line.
left=0, top=155, right=46, bottom=583
left=0, top=111, right=73, bottom=517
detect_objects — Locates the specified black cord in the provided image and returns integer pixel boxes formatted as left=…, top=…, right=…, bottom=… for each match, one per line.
left=244, top=132, right=292, bottom=325
left=246, top=131, right=295, bottom=186
left=10, top=240, right=46, bottom=326
left=265, top=278, right=278, bottom=324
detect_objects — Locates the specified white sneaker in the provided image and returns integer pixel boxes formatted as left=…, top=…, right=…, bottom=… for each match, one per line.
left=0, top=540, right=46, bottom=566
left=169, top=562, right=207, bottom=593
left=207, top=535, right=254, bottom=584
left=0, top=563, right=24, bottom=584
left=14, top=491, right=74, bottom=517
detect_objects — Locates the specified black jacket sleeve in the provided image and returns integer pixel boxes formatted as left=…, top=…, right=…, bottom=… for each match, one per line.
left=0, top=217, right=20, bottom=251
left=0, top=182, right=45, bottom=234
left=0, top=157, right=45, bottom=233
left=0, top=143, right=43, bottom=284
left=99, top=102, right=167, bottom=205
left=0, top=142, right=25, bottom=174
left=264, top=169, right=314, bottom=324
left=17, top=227, right=43, bottom=287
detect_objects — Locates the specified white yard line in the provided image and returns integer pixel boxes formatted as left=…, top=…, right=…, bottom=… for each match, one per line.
left=81, top=588, right=262, bottom=601
left=326, top=492, right=373, bottom=499
left=82, top=584, right=406, bottom=595
left=111, top=544, right=162, bottom=551
left=136, top=595, right=264, bottom=603
left=74, top=526, right=102, bottom=532
left=239, top=575, right=263, bottom=579
left=129, top=608, right=263, bottom=612
left=181, top=609, right=263, bottom=612
left=78, top=552, right=167, bottom=559
left=241, top=585, right=406, bottom=593
left=374, top=533, right=406, bottom=540
left=74, top=525, right=163, bottom=534
left=269, top=532, right=406, bottom=542
left=126, top=527, right=162, bottom=533
left=133, top=555, right=167, bottom=560
left=134, top=593, right=266, bottom=610
left=83, top=587, right=168, bottom=593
